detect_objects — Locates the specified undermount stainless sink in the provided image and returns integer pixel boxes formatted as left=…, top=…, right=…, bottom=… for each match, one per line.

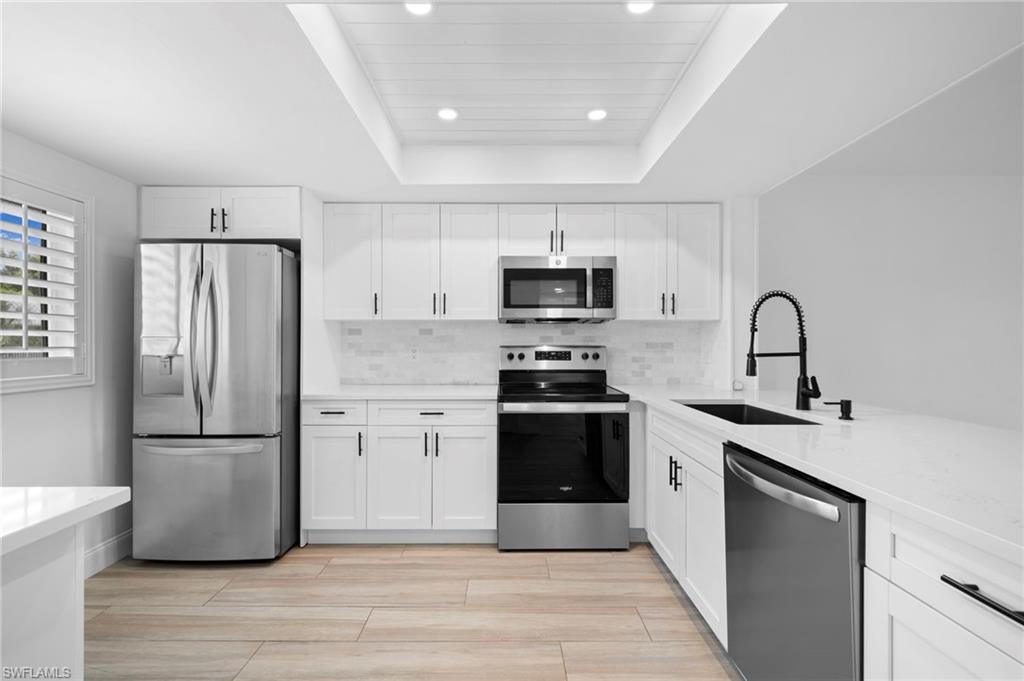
left=673, top=402, right=821, bottom=426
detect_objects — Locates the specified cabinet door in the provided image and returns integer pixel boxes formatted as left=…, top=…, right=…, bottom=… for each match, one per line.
left=220, top=187, right=300, bottom=239
left=679, top=456, right=728, bottom=647
left=140, top=186, right=222, bottom=240
left=864, top=569, right=1023, bottom=681
left=381, top=204, right=441, bottom=320
left=366, top=426, right=432, bottom=529
left=646, top=435, right=684, bottom=577
left=556, top=204, right=615, bottom=256
left=440, top=204, right=498, bottom=320
left=498, top=204, right=557, bottom=255
left=668, top=204, right=721, bottom=320
left=323, top=204, right=382, bottom=320
left=614, top=204, right=668, bottom=320
left=432, top=426, right=497, bottom=530
left=301, top=426, right=366, bottom=530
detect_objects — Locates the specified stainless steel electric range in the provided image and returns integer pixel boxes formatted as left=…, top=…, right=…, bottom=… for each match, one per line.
left=497, top=345, right=630, bottom=550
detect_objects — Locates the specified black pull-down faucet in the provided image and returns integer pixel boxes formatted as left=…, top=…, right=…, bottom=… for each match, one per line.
left=745, top=290, right=821, bottom=411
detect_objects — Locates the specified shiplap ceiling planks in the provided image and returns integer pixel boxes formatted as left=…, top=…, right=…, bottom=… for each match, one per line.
left=329, top=3, right=724, bottom=145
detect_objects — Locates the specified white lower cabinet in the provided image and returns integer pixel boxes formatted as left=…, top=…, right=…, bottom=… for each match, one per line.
left=301, top=400, right=497, bottom=535
left=679, top=455, right=728, bottom=647
left=367, top=426, right=434, bottom=529
left=645, top=422, right=728, bottom=648
left=301, top=425, right=366, bottom=530
left=432, top=426, right=497, bottom=530
left=865, top=568, right=1024, bottom=681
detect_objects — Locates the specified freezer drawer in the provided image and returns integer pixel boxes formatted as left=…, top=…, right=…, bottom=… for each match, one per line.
left=132, top=437, right=281, bottom=561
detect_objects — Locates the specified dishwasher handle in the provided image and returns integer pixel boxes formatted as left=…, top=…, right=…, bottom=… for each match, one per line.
left=725, top=453, right=840, bottom=523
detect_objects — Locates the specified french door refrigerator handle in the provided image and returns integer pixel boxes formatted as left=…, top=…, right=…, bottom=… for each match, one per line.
left=141, top=443, right=265, bottom=457
left=196, top=262, right=216, bottom=415
left=725, top=453, right=840, bottom=522
left=187, top=258, right=202, bottom=413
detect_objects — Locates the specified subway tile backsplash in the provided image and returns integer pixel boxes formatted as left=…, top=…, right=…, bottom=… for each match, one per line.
left=322, top=321, right=728, bottom=387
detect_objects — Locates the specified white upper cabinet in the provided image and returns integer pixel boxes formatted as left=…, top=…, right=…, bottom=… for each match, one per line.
left=669, top=204, right=721, bottom=320
left=323, top=204, right=382, bottom=320
left=140, top=186, right=300, bottom=240
left=556, top=204, right=615, bottom=256
left=381, top=204, right=441, bottom=320
left=498, top=204, right=557, bottom=255
left=219, top=187, right=301, bottom=239
left=615, top=204, right=669, bottom=320
left=140, top=187, right=224, bottom=240
left=440, top=204, right=498, bottom=320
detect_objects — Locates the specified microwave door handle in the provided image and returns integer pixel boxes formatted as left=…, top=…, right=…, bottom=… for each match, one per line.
left=585, top=266, right=593, bottom=311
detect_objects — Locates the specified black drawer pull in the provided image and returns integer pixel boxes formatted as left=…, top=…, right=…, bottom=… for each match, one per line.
left=940, top=575, right=1024, bottom=626
left=419, top=411, right=444, bottom=416
left=357, top=431, right=362, bottom=457
left=320, top=410, right=346, bottom=415
left=423, top=432, right=428, bottom=457
left=435, top=432, right=439, bottom=457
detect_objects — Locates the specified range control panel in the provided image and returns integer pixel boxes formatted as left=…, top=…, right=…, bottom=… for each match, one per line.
left=499, top=345, right=607, bottom=371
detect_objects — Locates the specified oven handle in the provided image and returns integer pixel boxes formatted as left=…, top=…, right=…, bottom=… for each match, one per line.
left=499, top=402, right=628, bottom=414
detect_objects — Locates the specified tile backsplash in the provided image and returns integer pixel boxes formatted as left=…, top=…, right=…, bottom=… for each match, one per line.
left=320, top=321, right=729, bottom=387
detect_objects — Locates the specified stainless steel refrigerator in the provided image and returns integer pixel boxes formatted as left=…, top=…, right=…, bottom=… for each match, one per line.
left=132, top=243, right=298, bottom=561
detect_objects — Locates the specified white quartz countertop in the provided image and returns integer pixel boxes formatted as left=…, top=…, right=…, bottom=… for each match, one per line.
left=616, top=385, right=1023, bottom=557
left=1, top=486, right=131, bottom=555
left=304, top=384, right=498, bottom=401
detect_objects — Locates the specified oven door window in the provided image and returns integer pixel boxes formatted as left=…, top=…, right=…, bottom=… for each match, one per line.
left=498, top=412, right=629, bottom=503
left=503, top=269, right=587, bottom=309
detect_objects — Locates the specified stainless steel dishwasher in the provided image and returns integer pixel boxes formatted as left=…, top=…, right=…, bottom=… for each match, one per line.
left=724, top=442, right=864, bottom=681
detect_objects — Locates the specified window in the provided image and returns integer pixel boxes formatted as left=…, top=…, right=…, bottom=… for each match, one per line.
left=0, top=177, right=92, bottom=392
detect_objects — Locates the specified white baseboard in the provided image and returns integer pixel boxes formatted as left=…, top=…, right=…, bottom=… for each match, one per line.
left=305, top=528, right=649, bottom=546
left=84, top=529, right=132, bottom=577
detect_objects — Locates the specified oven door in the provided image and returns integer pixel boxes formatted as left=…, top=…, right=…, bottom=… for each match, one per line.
left=499, top=256, right=593, bottom=321
left=498, top=402, right=629, bottom=504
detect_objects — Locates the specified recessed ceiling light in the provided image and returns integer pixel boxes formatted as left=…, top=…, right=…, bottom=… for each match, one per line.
left=437, top=107, right=459, bottom=121
left=626, top=2, right=654, bottom=15
left=587, top=109, right=608, bottom=122
left=404, top=3, right=432, bottom=16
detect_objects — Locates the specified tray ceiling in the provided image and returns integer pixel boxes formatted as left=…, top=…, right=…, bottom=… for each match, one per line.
left=328, top=2, right=725, bottom=145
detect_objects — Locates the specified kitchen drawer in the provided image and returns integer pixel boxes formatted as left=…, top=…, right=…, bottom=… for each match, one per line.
left=867, top=508, right=1024, bottom=663
left=648, top=407, right=724, bottom=477
left=301, top=401, right=368, bottom=425
left=368, top=401, right=497, bottom=426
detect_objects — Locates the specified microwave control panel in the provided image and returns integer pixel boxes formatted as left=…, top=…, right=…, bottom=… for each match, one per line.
left=592, top=269, right=614, bottom=309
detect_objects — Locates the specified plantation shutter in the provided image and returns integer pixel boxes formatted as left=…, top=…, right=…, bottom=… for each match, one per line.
left=0, top=178, right=87, bottom=380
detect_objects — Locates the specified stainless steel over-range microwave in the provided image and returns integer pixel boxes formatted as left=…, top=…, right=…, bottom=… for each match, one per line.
left=499, top=256, right=616, bottom=323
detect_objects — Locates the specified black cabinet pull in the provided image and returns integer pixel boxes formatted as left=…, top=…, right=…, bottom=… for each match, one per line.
left=560, top=230, right=564, bottom=253
left=443, top=293, right=447, bottom=315
left=673, top=460, right=682, bottom=491
left=424, top=432, right=428, bottom=457
left=221, top=208, right=228, bottom=232
left=549, top=230, right=554, bottom=254
left=433, top=292, right=437, bottom=315
left=319, top=410, right=346, bottom=415
left=358, top=431, right=362, bottom=457
left=661, top=293, right=666, bottom=316
left=210, top=208, right=217, bottom=233
left=434, top=432, right=439, bottom=457
left=668, top=455, right=676, bottom=487
left=373, top=293, right=378, bottom=316
left=940, top=575, right=1024, bottom=625
left=671, top=293, right=676, bottom=316
left=419, top=411, right=444, bottom=416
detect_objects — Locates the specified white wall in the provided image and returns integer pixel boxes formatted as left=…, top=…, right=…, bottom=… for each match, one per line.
left=0, top=130, right=137, bottom=571
left=756, top=51, right=1022, bottom=430
left=758, top=175, right=1022, bottom=429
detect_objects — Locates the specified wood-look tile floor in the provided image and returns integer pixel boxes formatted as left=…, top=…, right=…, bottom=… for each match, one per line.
left=84, top=543, right=740, bottom=681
